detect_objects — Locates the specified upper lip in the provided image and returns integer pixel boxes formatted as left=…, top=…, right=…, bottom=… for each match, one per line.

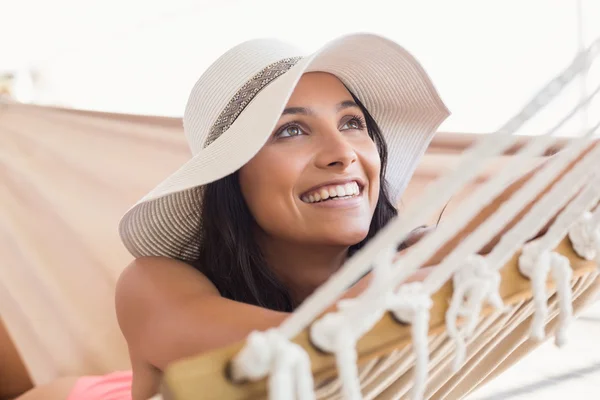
left=300, top=178, right=366, bottom=197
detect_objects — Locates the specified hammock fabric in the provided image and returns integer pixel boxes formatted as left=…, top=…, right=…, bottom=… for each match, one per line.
left=0, top=102, right=189, bottom=385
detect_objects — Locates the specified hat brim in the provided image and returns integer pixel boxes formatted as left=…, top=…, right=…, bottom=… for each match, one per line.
left=119, top=33, right=450, bottom=260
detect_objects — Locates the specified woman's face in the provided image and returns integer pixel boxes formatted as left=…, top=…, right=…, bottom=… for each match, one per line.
left=239, top=72, right=381, bottom=247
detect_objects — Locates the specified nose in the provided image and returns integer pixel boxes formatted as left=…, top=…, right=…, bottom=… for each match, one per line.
left=314, top=129, right=358, bottom=170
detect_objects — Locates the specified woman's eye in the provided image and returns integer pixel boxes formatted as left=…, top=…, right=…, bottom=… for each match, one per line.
left=345, top=120, right=359, bottom=129
left=341, top=117, right=364, bottom=131
left=277, top=125, right=304, bottom=138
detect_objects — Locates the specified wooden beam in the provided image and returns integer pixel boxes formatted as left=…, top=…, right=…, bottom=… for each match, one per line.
left=160, top=237, right=597, bottom=400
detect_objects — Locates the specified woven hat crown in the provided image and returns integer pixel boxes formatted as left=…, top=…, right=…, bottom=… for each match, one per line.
left=183, top=39, right=304, bottom=155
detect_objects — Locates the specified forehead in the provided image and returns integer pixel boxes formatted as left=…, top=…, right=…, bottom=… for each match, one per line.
left=286, top=72, right=354, bottom=105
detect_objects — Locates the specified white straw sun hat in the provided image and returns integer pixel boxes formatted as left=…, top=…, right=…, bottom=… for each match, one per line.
left=118, top=33, right=450, bottom=261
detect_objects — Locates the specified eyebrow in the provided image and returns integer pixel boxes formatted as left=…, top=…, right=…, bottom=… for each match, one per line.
left=281, top=100, right=360, bottom=116
left=336, top=100, right=360, bottom=112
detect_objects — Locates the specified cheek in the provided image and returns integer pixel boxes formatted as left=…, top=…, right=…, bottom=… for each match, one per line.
left=359, top=140, right=382, bottom=206
left=239, top=150, right=305, bottom=232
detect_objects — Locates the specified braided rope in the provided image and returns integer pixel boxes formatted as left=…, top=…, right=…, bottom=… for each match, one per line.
left=232, top=37, right=600, bottom=400
left=277, top=36, right=600, bottom=340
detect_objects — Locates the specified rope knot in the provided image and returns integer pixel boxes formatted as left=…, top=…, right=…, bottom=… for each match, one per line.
left=231, top=329, right=315, bottom=400
left=518, top=240, right=552, bottom=280
left=388, top=282, right=433, bottom=323
left=309, top=258, right=397, bottom=400
left=446, top=254, right=504, bottom=371
left=549, top=252, right=573, bottom=347
left=568, top=211, right=600, bottom=262
left=309, top=312, right=351, bottom=354
left=518, top=240, right=574, bottom=346
left=387, top=282, right=432, bottom=400
left=453, top=254, right=504, bottom=314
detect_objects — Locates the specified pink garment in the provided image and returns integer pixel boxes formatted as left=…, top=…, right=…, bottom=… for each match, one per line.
left=67, top=370, right=133, bottom=400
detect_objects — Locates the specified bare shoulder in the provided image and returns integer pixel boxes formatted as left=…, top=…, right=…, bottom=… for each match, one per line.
left=116, top=256, right=219, bottom=301
left=115, top=256, right=219, bottom=345
left=115, top=254, right=289, bottom=377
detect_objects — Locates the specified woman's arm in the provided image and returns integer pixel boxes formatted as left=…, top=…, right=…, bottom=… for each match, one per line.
left=115, top=256, right=376, bottom=399
left=115, top=256, right=289, bottom=398
left=114, top=222, right=441, bottom=400
left=115, top=257, right=290, bottom=370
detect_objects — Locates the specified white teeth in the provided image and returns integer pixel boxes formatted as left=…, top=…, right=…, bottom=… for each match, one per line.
left=303, top=181, right=362, bottom=203
left=345, top=183, right=355, bottom=195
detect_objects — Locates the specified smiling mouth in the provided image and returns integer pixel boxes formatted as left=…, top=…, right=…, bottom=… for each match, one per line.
left=301, top=181, right=362, bottom=204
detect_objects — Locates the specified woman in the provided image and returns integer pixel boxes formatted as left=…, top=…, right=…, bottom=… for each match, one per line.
left=18, top=33, right=449, bottom=400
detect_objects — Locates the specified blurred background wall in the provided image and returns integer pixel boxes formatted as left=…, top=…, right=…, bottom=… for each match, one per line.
left=1, top=0, right=599, bottom=135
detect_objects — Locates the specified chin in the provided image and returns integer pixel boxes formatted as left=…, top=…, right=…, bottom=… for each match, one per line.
left=321, top=224, right=371, bottom=247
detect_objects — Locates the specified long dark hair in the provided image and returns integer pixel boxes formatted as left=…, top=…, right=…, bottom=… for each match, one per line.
left=190, top=95, right=398, bottom=312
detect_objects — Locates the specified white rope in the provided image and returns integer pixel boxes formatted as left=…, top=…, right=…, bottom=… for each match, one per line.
left=375, top=122, right=596, bottom=322
left=482, top=158, right=600, bottom=347
left=386, top=84, right=600, bottom=275
left=569, top=210, right=600, bottom=263
left=417, top=121, right=600, bottom=294
left=491, top=169, right=600, bottom=344
left=590, top=204, right=600, bottom=228
left=309, top=249, right=395, bottom=400
left=232, top=37, right=600, bottom=400
left=536, top=172, right=600, bottom=253
left=388, top=282, right=433, bottom=400
left=591, top=207, right=600, bottom=231
left=551, top=252, right=574, bottom=346
left=518, top=241, right=573, bottom=345
left=310, top=248, right=436, bottom=400
left=418, top=126, right=599, bottom=288
left=377, top=102, right=599, bottom=371
left=277, top=38, right=600, bottom=340
left=308, top=156, right=598, bottom=396
left=485, top=146, right=600, bottom=269
left=397, top=138, right=597, bottom=366
left=230, top=329, right=315, bottom=400
left=518, top=241, right=552, bottom=340
left=540, top=170, right=600, bottom=286
left=445, top=255, right=504, bottom=371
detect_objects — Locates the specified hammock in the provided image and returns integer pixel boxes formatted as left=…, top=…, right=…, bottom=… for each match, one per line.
left=0, top=89, right=493, bottom=385
left=155, top=37, right=600, bottom=400
left=1, top=34, right=598, bottom=400
left=0, top=103, right=187, bottom=384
